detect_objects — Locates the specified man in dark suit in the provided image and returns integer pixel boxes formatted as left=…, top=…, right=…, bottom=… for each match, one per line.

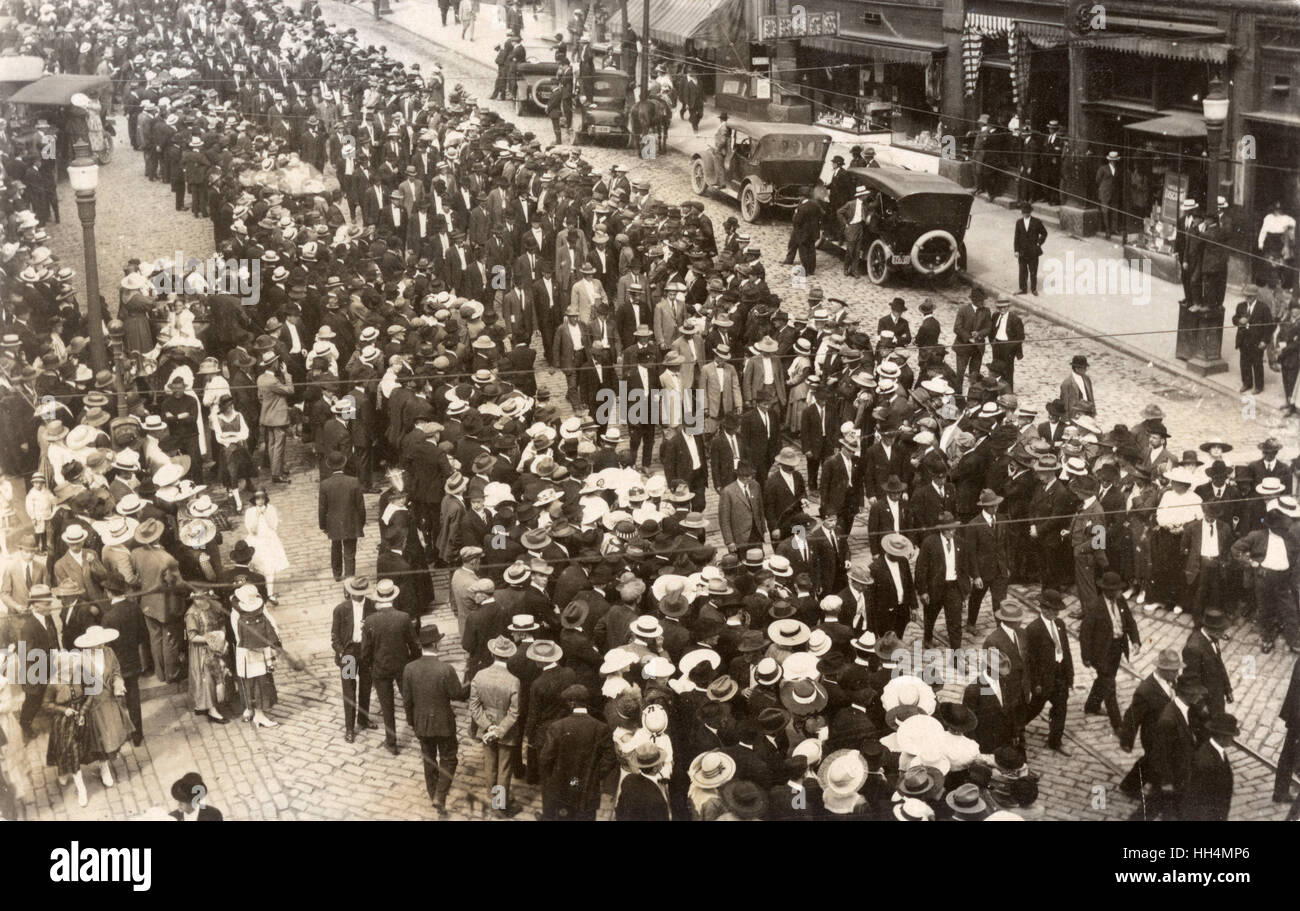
left=877, top=297, right=912, bottom=348
left=1183, top=712, right=1237, bottom=821
left=870, top=534, right=917, bottom=638
left=819, top=434, right=861, bottom=536
left=1232, top=284, right=1272, bottom=395
left=1181, top=609, right=1233, bottom=717
left=709, top=412, right=747, bottom=493
left=1120, top=647, right=1182, bottom=797
left=988, top=296, right=1026, bottom=391
left=811, top=514, right=850, bottom=598
left=1274, top=655, right=1300, bottom=803
left=361, top=579, right=420, bottom=754
left=402, top=621, right=468, bottom=814
left=763, top=447, right=806, bottom=541
left=786, top=188, right=823, bottom=277
left=799, top=387, right=836, bottom=488
left=98, top=572, right=150, bottom=742
left=539, top=684, right=616, bottom=820
left=661, top=425, right=708, bottom=512
left=914, top=513, right=970, bottom=647
left=740, top=393, right=782, bottom=483
left=331, top=576, right=376, bottom=742
left=1146, top=675, right=1208, bottom=820
left=951, top=288, right=991, bottom=399
left=15, top=586, right=58, bottom=738
left=983, top=601, right=1031, bottom=743
left=1012, top=203, right=1047, bottom=295
left=965, top=489, right=1009, bottom=626
left=319, top=451, right=366, bottom=581
left=1080, top=572, right=1142, bottom=733
left=866, top=475, right=910, bottom=557
left=1095, top=151, right=1121, bottom=238
left=963, top=655, right=1017, bottom=753
left=1023, top=589, right=1074, bottom=753
left=1175, top=200, right=1202, bottom=305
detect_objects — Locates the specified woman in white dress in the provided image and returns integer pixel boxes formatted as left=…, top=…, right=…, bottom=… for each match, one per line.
left=243, top=487, right=290, bottom=604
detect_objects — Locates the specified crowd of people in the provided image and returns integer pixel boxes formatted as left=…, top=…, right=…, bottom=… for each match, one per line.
left=0, top=0, right=1297, bottom=823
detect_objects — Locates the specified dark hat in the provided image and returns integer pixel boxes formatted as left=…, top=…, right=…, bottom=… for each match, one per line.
left=935, top=701, right=977, bottom=735
left=1098, top=571, right=1125, bottom=591
left=560, top=684, right=590, bottom=706
left=170, top=772, right=206, bottom=805
left=1205, top=712, right=1239, bottom=737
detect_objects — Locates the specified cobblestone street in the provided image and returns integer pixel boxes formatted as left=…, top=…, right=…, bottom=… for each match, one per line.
left=7, top=1, right=1296, bottom=822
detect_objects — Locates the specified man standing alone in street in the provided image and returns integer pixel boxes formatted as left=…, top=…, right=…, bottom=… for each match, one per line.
left=402, top=620, right=468, bottom=816
left=1013, top=202, right=1047, bottom=295
left=319, top=451, right=366, bottom=582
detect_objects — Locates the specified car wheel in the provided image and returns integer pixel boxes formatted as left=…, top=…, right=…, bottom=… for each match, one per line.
left=691, top=160, right=708, bottom=195
left=740, top=183, right=761, bottom=223
left=910, top=229, right=959, bottom=278
left=531, top=79, right=553, bottom=111
left=865, top=238, right=892, bottom=285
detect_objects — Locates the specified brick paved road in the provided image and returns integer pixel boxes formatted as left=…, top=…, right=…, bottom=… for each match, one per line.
left=9, top=3, right=1296, bottom=820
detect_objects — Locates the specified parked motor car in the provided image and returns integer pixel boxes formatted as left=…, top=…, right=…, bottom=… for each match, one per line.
left=690, top=119, right=831, bottom=223
left=512, top=39, right=613, bottom=116
left=821, top=166, right=973, bottom=284
left=573, top=69, right=631, bottom=145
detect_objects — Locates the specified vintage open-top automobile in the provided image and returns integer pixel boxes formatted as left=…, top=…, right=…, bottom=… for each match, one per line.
left=690, top=119, right=831, bottom=223
left=826, top=166, right=973, bottom=284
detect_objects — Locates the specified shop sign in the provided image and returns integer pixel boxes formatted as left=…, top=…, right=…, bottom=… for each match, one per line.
left=760, top=8, right=840, bottom=41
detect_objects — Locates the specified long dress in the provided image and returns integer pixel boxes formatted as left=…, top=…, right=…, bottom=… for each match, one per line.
left=82, top=647, right=134, bottom=757
left=185, top=601, right=226, bottom=713
left=217, top=412, right=256, bottom=486
left=43, top=684, right=94, bottom=777
left=243, top=505, right=290, bottom=576
left=233, top=608, right=280, bottom=710
left=785, top=355, right=812, bottom=433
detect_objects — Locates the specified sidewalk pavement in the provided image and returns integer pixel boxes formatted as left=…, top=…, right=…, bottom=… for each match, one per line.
left=961, top=199, right=1269, bottom=413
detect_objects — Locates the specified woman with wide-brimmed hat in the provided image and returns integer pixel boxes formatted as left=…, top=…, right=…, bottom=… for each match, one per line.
left=231, top=585, right=281, bottom=727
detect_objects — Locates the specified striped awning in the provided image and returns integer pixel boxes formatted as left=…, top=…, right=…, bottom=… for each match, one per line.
left=1073, top=34, right=1232, bottom=64
left=801, top=32, right=945, bottom=66
left=624, top=0, right=744, bottom=48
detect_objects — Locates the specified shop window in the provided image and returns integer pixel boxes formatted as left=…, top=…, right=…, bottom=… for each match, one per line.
left=1109, top=55, right=1153, bottom=103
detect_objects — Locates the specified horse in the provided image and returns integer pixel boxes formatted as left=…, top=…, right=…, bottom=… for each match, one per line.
left=628, top=92, right=670, bottom=155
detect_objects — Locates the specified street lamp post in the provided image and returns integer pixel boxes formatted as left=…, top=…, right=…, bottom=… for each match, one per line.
left=66, top=141, right=104, bottom=372
left=1182, top=77, right=1231, bottom=376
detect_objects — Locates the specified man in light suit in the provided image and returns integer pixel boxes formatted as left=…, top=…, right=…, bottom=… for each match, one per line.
left=53, top=524, right=108, bottom=613
left=702, top=345, right=742, bottom=436
left=654, top=282, right=685, bottom=349
left=469, top=635, right=521, bottom=817
left=570, top=263, right=607, bottom=323
left=130, top=519, right=182, bottom=683
left=717, top=460, right=767, bottom=554
left=551, top=305, right=592, bottom=409
left=402, top=620, right=468, bottom=815
left=0, top=533, right=48, bottom=614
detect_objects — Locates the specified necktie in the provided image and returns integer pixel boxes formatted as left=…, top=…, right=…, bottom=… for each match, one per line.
left=25, top=563, right=32, bottom=591
left=1046, top=620, right=1061, bottom=662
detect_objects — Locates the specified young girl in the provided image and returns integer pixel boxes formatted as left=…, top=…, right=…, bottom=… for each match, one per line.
left=243, top=488, right=289, bottom=604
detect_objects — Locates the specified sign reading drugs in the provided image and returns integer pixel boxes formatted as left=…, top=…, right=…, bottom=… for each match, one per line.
left=760, top=9, right=839, bottom=41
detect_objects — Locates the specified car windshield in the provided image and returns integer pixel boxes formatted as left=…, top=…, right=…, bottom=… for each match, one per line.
left=762, top=136, right=827, bottom=159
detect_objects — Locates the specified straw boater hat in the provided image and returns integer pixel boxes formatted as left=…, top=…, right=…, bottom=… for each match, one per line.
left=73, top=625, right=120, bottom=649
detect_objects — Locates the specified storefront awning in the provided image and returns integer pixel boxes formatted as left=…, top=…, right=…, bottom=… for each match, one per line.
left=1072, top=34, right=1232, bottom=65
left=801, top=32, right=945, bottom=66
left=1123, top=112, right=1207, bottom=140
left=0, top=56, right=46, bottom=84
left=1243, top=109, right=1300, bottom=130
left=6, top=73, right=110, bottom=106
left=623, top=0, right=744, bottom=48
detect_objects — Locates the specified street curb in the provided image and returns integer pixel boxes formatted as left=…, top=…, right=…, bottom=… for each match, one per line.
left=956, top=271, right=1282, bottom=418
